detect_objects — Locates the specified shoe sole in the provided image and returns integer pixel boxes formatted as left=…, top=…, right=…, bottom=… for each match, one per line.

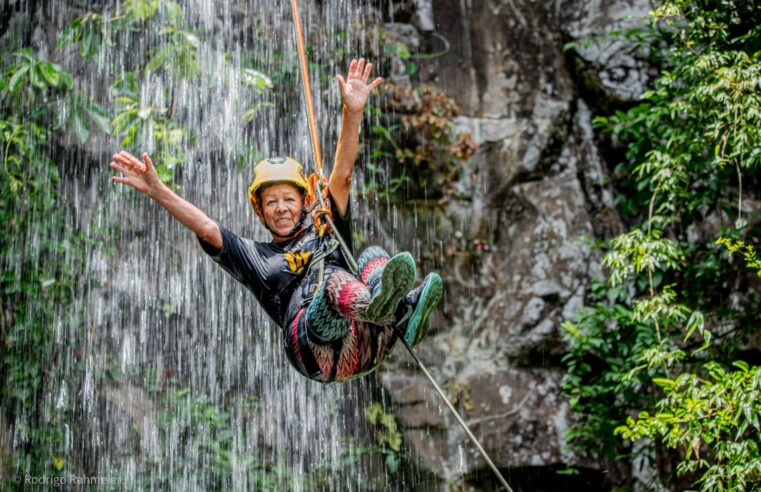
left=366, top=253, right=416, bottom=324
left=405, top=273, right=443, bottom=347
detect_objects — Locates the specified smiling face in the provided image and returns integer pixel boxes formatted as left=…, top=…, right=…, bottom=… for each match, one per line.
left=259, top=182, right=305, bottom=241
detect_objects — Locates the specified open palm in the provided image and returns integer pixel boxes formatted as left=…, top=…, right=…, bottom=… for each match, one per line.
left=336, top=58, right=383, bottom=113
left=109, top=150, right=162, bottom=197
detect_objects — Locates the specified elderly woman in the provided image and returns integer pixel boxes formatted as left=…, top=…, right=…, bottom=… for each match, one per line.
left=109, top=58, right=442, bottom=383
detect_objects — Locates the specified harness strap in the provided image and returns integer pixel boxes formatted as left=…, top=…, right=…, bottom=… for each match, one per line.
left=302, top=238, right=340, bottom=301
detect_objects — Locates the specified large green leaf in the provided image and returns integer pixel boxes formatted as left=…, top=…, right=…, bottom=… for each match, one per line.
left=79, top=30, right=99, bottom=59
left=179, top=31, right=200, bottom=48
left=164, top=1, right=185, bottom=27
left=40, top=62, right=61, bottom=87
left=8, top=65, right=29, bottom=92
left=241, top=69, right=272, bottom=92
left=125, top=0, right=160, bottom=21
left=57, top=18, right=83, bottom=48
left=145, top=47, right=168, bottom=75
left=111, top=110, right=138, bottom=136
left=29, top=64, right=47, bottom=89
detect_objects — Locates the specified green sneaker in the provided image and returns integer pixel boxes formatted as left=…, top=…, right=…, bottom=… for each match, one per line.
left=366, top=252, right=416, bottom=325
left=397, top=273, right=443, bottom=347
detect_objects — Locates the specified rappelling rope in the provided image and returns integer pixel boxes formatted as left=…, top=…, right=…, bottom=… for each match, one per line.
left=291, top=0, right=324, bottom=181
left=291, top=0, right=358, bottom=274
left=288, top=2, right=513, bottom=490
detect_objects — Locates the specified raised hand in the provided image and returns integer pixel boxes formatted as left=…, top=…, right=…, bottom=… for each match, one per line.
left=336, top=58, right=383, bottom=114
left=109, top=150, right=162, bottom=197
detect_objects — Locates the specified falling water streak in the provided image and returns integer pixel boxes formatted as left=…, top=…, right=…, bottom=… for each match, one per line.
left=0, top=0, right=449, bottom=490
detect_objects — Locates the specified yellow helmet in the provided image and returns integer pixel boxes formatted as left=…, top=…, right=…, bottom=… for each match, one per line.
left=248, top=156, right=310, bottom=222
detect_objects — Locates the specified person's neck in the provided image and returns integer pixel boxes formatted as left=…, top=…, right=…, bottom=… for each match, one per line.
left=272, top=226, right=304, bottom=244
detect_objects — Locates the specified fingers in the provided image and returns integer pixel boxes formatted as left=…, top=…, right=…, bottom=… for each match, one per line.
left=142, top=152, right=154, bottom=172
left=354, top=58, right=365, bottom=79
left=110, top=161, right=135, bottom=177
left=348, top=58, right=368, bottom=80
left=345, top=57, right=379, bottom=85
left=113, top=150, right=146, bottom=172
left=362, top=62, right=372, bottom=83
left=336, top=74, right=346, bottom=93
left=368, top=76, right=383, bottom=91
left=113, top=152, right=137, bottom=170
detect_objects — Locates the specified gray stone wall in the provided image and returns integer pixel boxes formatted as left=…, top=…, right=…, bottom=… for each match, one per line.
left=372, top=0, right=653, bottom=488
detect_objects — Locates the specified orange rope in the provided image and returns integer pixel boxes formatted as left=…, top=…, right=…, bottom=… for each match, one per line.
left=290, top=0, right=324, bottom=179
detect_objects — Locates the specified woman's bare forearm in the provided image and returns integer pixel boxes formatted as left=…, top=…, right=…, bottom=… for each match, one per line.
left=329, top=108, right=362, bottom=217
left=329, top=58, right=383, bottom=218
left=149, top=182, right=222, bottom=249
left=110, top=150, right=222, bottom=249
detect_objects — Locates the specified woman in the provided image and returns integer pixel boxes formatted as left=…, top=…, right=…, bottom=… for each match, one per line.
left=109, top=58, right=442, bottom=383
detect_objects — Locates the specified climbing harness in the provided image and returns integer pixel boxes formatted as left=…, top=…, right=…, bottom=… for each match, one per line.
left=288, top=1, right=513, bottom=490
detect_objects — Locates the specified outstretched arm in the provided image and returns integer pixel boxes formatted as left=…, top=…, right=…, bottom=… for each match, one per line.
left=329, top=58, right=383, bottom=218
left=109, top=150, right=222, bottom=250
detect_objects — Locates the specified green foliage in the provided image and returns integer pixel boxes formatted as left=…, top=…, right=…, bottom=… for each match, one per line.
left=0, top=48, right=93, bottom=478
left=307, top=436, right=390, bottom=490
left=1, top=3, right=297, bottom=484
left=57, top=0, right=201, bottom=182
left=144, top=27, right=201, bottom=80
left=365, top=402, right=404, bottom=473
left=716, top=237, right=761, bottom=276
left=57, top=12, right=105, bottom=60
left=363, top=82, right=478, bottom=202
left=615, top=362, right=761, bottom=490
left=562, top=1, right=761, bottom=489
left=561, top=281, right=656, bottom=459
left=385, top=41, right=417, bottom=76
left=381, top=28, right=451, bottom=76
left=109, top=72, right=186, bottom=177
left=68, top=90, right=112, bottom=143
left=56, top=0, right=275, bottom=181
left=4, top=49, right=73, bottom=95
left=149, top=384, right=296, bottom=490
left=241, top=68, right=275, bottom=123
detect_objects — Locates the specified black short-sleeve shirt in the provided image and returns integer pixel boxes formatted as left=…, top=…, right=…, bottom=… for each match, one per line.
left=197, top=196, right=352, bottom=328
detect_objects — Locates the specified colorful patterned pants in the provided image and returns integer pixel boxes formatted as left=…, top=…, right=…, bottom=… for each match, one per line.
left=284, top=246, right=401, bottom=383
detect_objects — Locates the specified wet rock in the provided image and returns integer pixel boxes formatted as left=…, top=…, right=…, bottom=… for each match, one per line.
left=381, top=22, right=422, bottom=84
left=0, top=412, right=12, bottom=481
left=101, top=383, right=160, bottom=460
left=374, top=1, right=652, bottom=486
left=560, top=0, right=655, bottom=103
left=385, top=367, right=591, bottom=479
left=380, top=373, right=447, bottom=428
left=413, top=0, right=434, bottom=32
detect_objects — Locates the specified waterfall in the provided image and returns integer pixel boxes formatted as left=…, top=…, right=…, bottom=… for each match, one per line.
left=2, top=1, right=429, bottom=490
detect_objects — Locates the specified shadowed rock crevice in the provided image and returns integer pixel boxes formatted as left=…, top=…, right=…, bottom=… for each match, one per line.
left=466, top=464, right=610, bottom=492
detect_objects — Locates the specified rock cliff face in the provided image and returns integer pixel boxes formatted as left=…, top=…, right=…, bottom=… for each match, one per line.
left=372, top=0, right=652, bottom=488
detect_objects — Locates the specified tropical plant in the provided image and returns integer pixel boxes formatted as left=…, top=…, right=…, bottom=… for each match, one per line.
left=1, top=48, right=92, bottom=478
left=562, top=1, right=761, bottom=490
left=364, top=82, right=477, bottom=201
